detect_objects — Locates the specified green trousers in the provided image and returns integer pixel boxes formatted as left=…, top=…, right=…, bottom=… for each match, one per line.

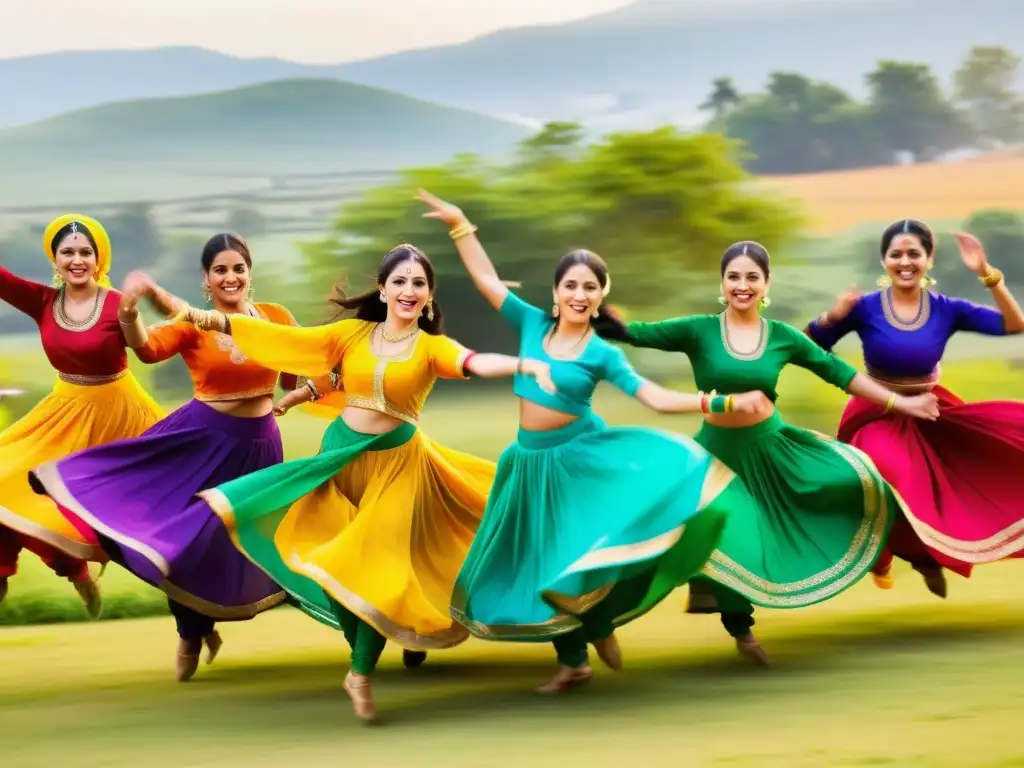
left=335, top=601, right=388, bottom=675
left=689, top=575, right=756, bottom=638
left=552, top=572, right=668, bottom=668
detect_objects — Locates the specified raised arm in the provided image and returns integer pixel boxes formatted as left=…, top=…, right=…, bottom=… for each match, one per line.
left=783, top=323, right=939, bottom=421
left=117, top=275, right=197, bottom=362
left=418, top=189, right=509, bottom=311
left=0, top=265, right=50, bottom=322
left=955, top=233, right=1024, bottom=334
left=803, top=287, right=862, bottom=350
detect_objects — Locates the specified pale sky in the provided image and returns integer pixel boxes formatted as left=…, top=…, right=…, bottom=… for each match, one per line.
left=1, top=0, right=637, bottom=63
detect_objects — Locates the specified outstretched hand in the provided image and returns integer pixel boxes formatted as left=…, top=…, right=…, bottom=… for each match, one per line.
left=953, top=232, right=988, bottom=276
left=417, top=189, right=466, bottom=228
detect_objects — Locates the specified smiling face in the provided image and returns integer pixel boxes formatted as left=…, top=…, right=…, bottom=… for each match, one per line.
left=381, top=257, right=431, bottom=323
left=553, top=263, right=603, bottom=329
left=722, top=255, right=769, bottom=312
left=883, top=233, right=932, bottom=290
left=204, top=249, right=250, bottom=310
left=53, top=233, right=99, bottom=288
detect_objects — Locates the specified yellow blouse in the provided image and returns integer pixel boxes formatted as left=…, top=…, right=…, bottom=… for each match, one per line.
left=228, top=316, right=472, bottom=423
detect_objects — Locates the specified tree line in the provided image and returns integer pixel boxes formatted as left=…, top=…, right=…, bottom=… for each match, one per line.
left=702, top=45, right=1024, bottom=174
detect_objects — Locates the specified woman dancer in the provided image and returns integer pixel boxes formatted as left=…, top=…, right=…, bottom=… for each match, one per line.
left=0, top=215, right=163, bottom=614
left=31, top=233, right=296, bottom=681
left=805, top=220, right=1024, bottom=598
left=618, top=240, right=940, bottom=664
left=171, top=243, right=556, bottom=722
left=418, top=190, right=762, bottom=694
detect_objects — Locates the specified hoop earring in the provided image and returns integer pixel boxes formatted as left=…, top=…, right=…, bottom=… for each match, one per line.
left=717, top=295, right=728, bottom=305
left=876, top=274, right=892, bottom=288
left=552, top=303, right=559, bottom=317
left=425, top=297, right=435, bottom=321
left=759, top=296, right=771, bottom=310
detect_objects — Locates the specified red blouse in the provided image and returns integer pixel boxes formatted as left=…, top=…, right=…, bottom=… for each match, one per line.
left=0, top=265, right=129, bottom=379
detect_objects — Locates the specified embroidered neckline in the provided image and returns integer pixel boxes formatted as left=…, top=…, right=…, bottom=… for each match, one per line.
left=719, top=312, right=769, bottom=361
left=880, top=287, right=930, bottom=332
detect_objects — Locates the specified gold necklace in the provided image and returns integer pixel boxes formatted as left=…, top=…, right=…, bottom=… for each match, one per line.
left=380, top=323, right=420, bottom=343
left=54, top=286, right=103, bottom=331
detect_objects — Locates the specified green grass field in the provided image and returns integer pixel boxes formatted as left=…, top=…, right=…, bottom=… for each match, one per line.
left=3, top=562, right=1024, bottom=766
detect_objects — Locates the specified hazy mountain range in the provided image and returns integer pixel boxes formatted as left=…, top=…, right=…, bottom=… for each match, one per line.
left=3, top=0, right=1021, bottom=131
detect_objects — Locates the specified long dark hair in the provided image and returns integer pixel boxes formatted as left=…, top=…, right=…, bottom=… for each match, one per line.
left=327, top=244, right=444, bottom=334
left=201, top=232, right=252, bottom=270
left=552, top=249, right=631, bottom=341
left=880, top=219, right=935, bottom=257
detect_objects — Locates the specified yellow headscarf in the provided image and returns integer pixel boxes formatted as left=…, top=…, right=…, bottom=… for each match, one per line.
left=43, top=213, right=113, bottom=289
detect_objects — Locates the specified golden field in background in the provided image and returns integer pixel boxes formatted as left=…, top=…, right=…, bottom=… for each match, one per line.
left=762, top=151, right=1024, bottom=233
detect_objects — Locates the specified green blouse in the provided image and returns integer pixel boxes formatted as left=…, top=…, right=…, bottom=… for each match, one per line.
left=625, top=313, right=857, bottom=402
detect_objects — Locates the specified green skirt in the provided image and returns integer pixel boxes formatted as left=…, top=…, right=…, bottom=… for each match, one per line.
left=690, top=411, right=895, bottom=610
left=451, top=412, right=751, bottom=641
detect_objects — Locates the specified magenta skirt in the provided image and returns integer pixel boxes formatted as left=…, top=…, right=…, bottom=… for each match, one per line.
left=837, top=386, right=1024, bottom=578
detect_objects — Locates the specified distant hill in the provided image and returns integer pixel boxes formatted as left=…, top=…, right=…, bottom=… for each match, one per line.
left=1, top=0, right=1021, bottom=130
left=0, top=79, right=529, bottom=207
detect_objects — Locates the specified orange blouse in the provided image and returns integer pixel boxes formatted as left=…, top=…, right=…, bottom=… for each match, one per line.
left=134, top=303, right=299, bottom=401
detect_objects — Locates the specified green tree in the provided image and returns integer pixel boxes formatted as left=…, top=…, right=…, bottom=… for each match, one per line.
left=301, top=126, right=806, bottom=349
left=700, top=76, right=742, bottom=123
left=953, top=45, right=1024, bottom=147
left=865, top=61, right=970, bottom=162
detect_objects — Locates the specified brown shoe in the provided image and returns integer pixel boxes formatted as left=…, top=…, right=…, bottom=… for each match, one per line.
left=343, top=671, right=377, bottom=723
left=535, top=664, right=594, bottom=694
left=71, top=576, right=102, bottom=619
left=913, top=564, right=947, bottom=599
left=736, top=632, right=771, bottom=666
left=592, top=634, right=623, bottom=671
left=176, top=638, right=201, bottom=682
left=0, top=576, right=8, bottom=604
left=203, top=631, right=222, bottom=665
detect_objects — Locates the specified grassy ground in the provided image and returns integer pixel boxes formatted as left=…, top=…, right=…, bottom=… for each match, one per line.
left=2, top=562, right=1024, bottom=766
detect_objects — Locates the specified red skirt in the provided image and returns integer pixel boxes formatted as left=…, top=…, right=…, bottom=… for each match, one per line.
left=837, top=386, right=1024, bottom=578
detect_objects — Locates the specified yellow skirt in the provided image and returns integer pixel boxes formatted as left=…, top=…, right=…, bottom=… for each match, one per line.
left=206, top=418, right=495, bottom=647
left=0, top=373, right=163, bottom=560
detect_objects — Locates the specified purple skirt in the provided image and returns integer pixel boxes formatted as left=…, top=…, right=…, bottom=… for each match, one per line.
left=30, top=399, right=287, bottom=619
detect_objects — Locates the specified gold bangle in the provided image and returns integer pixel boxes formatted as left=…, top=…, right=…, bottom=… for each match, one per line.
left=979, top=268, right=1004, bottom=289
left=884, top=394, right=897, bottom=413
left=449, top=222, right=478, bottom=241
left=725, top=395, right=735, bottom=413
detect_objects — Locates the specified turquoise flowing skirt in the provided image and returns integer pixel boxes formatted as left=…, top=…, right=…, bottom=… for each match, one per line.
left=451, top=412, right=752, bottom=641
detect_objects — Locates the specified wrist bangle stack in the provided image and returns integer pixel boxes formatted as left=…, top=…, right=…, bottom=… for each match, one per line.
left=305, top=380, right=322, bottom=402
left=979, top=268, right=1004, bottom=289
left=450, top=221, right=478, bottom=241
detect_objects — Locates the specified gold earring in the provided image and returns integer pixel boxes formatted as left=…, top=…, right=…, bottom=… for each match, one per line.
left=203, top=286, right=213, bottom=303
left=379, top=292, right=386, bottom=303
left=425, top=297, right=435, bottom=321
left=247, top=284, right=255, bottom=301
left=717, top=295, right=728, bottom=305
left=51, top=270, right=64, bottom=287
left=592, top=308, right=600, bottom=318
left=877, top=274, right=892, bottom=288
left=759, top=296, right=771, bottom=310
left=921, top=275, right=937, bottom=287
left=551, top=303, right=560, bottom=317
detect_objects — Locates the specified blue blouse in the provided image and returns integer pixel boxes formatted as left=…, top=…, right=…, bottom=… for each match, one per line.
left=501, top=291, right=643, bottom=415
left=806, top=289, right=1008, bottom=379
